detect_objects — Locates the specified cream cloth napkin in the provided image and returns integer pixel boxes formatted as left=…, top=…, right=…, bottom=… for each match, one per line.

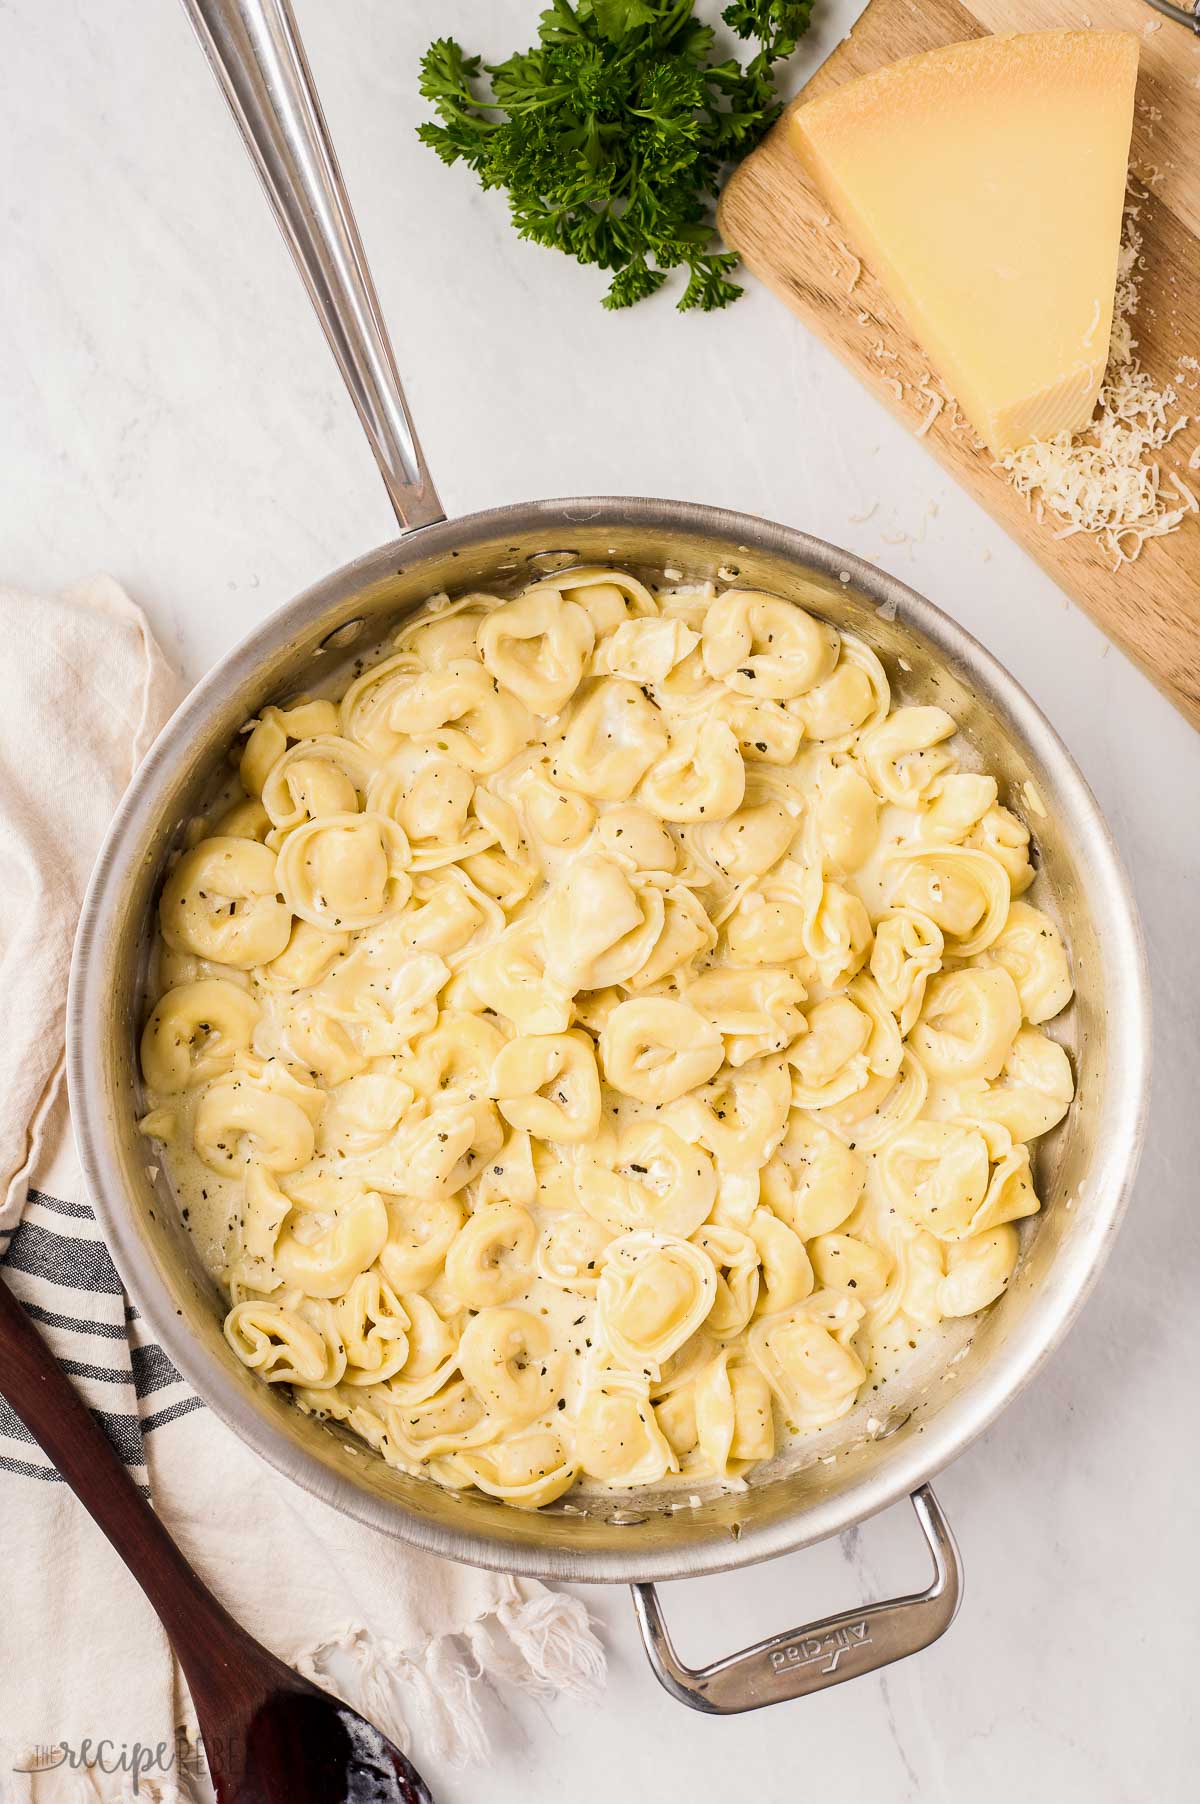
left=0, top=581, right=603, bottom=1804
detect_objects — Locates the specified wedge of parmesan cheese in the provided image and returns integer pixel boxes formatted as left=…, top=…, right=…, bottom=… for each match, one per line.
left=791, top=32, right=1140, bottom=458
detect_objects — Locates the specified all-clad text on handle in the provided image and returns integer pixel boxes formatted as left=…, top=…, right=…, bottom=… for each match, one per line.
left=631, top=1485, right=961, bottom=1712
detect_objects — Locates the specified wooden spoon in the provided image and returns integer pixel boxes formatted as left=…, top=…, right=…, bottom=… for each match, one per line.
left=0, top=1273, right=434, bottom=1803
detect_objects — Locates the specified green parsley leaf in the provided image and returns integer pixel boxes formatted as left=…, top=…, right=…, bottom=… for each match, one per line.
left=416, top=0, right=814, bottom=311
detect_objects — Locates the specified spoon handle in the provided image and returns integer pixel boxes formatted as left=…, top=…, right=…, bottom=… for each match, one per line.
left=178, top=0, right=445, bottom=532
left=0, top=1272, right=243, bottom=1668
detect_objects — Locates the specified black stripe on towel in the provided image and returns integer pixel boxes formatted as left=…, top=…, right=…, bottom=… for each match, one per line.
left=17, top=1298, right=127, bottom=1340
left=131, top=1342, right=182, bottom=1400
left=58, top=1358, right=138, bottom=1386
left=0, top=1454, right=65, bottom=1483
left=3, top=1219, right=122, bottom=1294
left=26, top=1188, right=96, bottom=1221
left=141, top=1396, right=205, bottom=1434
left=0, top=1394, right=147, bottom=1469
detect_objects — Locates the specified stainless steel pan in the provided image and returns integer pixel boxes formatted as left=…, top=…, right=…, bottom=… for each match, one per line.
left=67, top=0, right=1151, bottom=1713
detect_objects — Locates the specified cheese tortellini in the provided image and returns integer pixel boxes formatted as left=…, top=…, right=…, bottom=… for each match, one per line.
left=142, top=568, right=1074, bottom=1512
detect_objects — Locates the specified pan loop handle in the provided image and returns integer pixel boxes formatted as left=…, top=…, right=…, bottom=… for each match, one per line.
left=180, top=0, right=445, bottom=533
left=631, top=1485, right=961, bottom=1713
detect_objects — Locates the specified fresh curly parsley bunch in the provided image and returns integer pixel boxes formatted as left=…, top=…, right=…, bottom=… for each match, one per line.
left=417, top=0, right=814, bottom=311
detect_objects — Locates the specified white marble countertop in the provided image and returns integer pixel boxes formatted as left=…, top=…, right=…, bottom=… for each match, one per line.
left=3, top=1, right=1198, bottom=1798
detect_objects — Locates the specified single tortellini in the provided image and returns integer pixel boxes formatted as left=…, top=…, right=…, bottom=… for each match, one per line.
left=539, top=566, right=657, bottom=634
left=386, top=1377, right=494, bottom=1462
left=378, top=1096, right=503, bottom=1199
left=510, top=759, right=595, bottom=849
left=392, top=1291, right=463, bottom=1393
left=786, top=994, right=872, bottom=1109
left=857, top=706, right=957, bottom=805
left=749, top=1206, right=815, bottom=1314
left=599, top=616, right=698, bottom=684
left=596, top=804, right=677, bottom=873
left=685, top=966, right=807, bottom=1067
left=454, top=1432, right=577, bottom=1510
left=318, top=1067, right=415, bottom=1156
left=276, top=811, right=411, bottom=932
left=807, top=761, right=879, bottom=875
left=225, top=1297, right=345, bottom=1388
left=542, top=855, right=659, bottom=991
left=478, top=589, right=595, bottom=715
left=537, top=1211, right=614, bottom=1296
left=715, top=691, right=804, bottom=766
left=870, top=907, right=944, bottom=1035
left=668, top=1056, right=791, bottom=1173
left=888, top=845, right=1011, bottom=957
left=599, top=999, right=723, bottom=1106
left=402, top=869, right=506, bottom=960
left=790, top=636, right=889, bottom=740
left=910, top=966, right=1022, bottom=1082
left=576, top=1376, right=676, bottom=1487
left=378, top=1192, right=465, bottom=1291
left=405, top=1009, right=507, bottom=1101
left=551, top=680, right=667, bottom=801
left=317, top=933, right=449, bottom=1050
left=692, top=1225, right=761, bottom=1336
left=701, top=591, right=839, bottom=699
left=978, top=901, right=1073, bottom=1025
left=490, top=1031, right=602, bottom=1144
left=334, top=1271, right=411, bottom=1385
left=698, top=796, right=796, bottom=881
left=629, top=882, right=716, bottom=990
left=239, top=698, right=340, bottom=798
left=222, top=1163, right=288, bottom=1294
left=260, top=736, right=371, bottom=835
left=809, top=1232, right=892, bottom=1301
left=724, top=875, right=810, bottom=967
left=160, top=837, right=293, bottom=969
left=576, top=1120, right=716, bottom=1239
left=970, top=1027, right=1075, bottom=1142
left=938, top=1225, right=1021, bottom=1317
left=748, top=1292, right=866, bottom=1431
left=194, top=1061, right=322, bottom=1174
left=263, top=920, right=350, bottom=990
left=463, top=916, right=573, bottom=1037
left=443, top=1201, right=537, bottom=1308
left=474, top=1127, right=537, bottom=1211
left=760, top=1115, right=865, bottom=1239
left=376, top=755, right=475, bottom=858
left=273, top=1188, right=389, bottom=1299
left=141, top=979, right=260, bottom=1093
left=397, top=597, right=489, bottom=667
left=879, top=1120, right=990, bottom=1239
left=638, top=719, right=746, bottom=824
left=798, top=865, right=874, bottom=991
left=457, top=1306, right=565, bottom=1426
left=922, top=772, right=998, bottom=844
left=405, top=659, right=532, bottom=775
left=213, top=797, right=272, bottom=841
left=968, top=804, right=1035, bottom=896
left=281, top=1001, right=365, bottom=1088
left=597, top=1231, right=717, bottom=1368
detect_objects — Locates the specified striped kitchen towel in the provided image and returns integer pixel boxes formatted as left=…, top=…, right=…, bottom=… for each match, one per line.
left=0, top=1185, right=202, bottom=1493
left=0, top=582, right=603, bottom=1804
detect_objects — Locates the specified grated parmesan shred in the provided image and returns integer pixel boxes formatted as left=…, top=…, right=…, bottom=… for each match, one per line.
left=1000, top=214, right=1195, bottom=567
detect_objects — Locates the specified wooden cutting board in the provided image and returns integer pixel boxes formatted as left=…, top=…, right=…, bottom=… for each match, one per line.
left=718, top=0, right=1200, bottom=728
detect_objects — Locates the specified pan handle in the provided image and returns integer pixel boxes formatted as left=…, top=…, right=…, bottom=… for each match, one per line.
left=631, top=1485, right=961, bottom=1713
left=179, top=0, right=445, bottom=532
